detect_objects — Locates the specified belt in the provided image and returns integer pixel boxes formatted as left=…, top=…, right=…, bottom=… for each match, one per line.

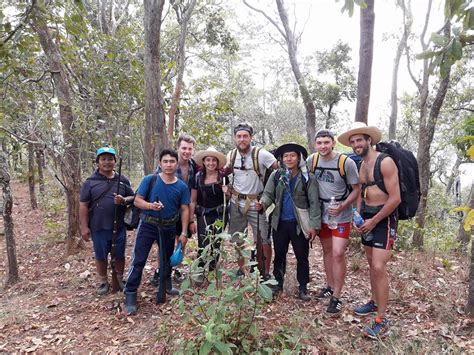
left=140, top=213, right=179, bottom=226
left=196, top=205, right=225, bottom=216
left=231, top=191, right=260, bottom=200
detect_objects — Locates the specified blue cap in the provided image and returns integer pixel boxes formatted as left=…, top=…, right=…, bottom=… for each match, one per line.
left=170, top=243, right=183, bottom=267
left=96, top=147, right=116, bottom=157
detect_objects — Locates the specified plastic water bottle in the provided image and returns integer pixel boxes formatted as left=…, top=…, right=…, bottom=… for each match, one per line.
left=353, top=208, right=364, bottom=227
left=327, top=196, right=338, bottom=230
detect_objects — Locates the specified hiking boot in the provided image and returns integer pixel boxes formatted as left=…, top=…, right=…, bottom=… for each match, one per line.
left=194, top=272, right=205, bottom=284
left=326, top=296, right=343, bottom=315
left=298, top=288, right=311, bottom=302
left=150, top=269, right=159, bottom=287
left=354, top=300, right=378, bottom=316
left=269, top=283, right=283, bottom=297
left=315, top=286, right=333, bottom=299
left=96, top=282, right=110, bottom=296
left=124, top=292, right=137, bottom=315
left=365, top=317, right=390, bottom=339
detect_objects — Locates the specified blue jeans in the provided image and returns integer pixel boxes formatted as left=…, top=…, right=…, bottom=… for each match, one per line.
left=124, top=221, right=176, bottom=293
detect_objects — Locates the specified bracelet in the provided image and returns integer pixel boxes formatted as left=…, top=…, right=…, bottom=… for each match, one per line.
left=148, top=202, right=152, bottom=210
left=180, top=233, right=187, bottom=237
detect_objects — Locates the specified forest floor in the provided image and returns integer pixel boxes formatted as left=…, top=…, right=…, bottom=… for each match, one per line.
left=0, top=181, right=473, bottom=353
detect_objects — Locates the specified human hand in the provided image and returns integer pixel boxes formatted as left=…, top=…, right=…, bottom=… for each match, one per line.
left=189, top=221, right=197, bottom=234
left=254, top=200, right=263, bottom=211
left=114, top=193, right=125, bottom=205
left=178, top=233, right=188, bottom=247
left=81, top=227, right=91, bottom=241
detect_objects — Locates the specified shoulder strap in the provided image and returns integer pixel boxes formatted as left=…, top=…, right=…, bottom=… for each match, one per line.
left=373, top=153, right=389, bottom=194
left=230, top=149, right=238, bottom=168
left=338, top=154, right=347, bottom=178
left=311, top=153, right=319, bottom=173
left=89, top=173, right=117, bottom=206
left=144, top=174, right=158, bottom=202
left=251, top=146, right=262, bottom=178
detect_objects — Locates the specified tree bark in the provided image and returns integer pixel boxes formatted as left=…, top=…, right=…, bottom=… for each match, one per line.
left=167, top=0, right=197, bottom=144
left=27, top=142, right=38, bottom=210
left=413, top=23, right=451, bottom=249
left=143, top=0, right=169, bottom=174
left=0, top=151, right=19, bottom=287
left=354, top=0, right=375, bottom=123
left=275, top=0, right=317, bottom=150
left=468, top=206, right=474, bottom=316
left=35, top=144, right=45, bottom=194
left=389, top=0, right=410, bottom=140
left=31, top=4, right=83, bottom=254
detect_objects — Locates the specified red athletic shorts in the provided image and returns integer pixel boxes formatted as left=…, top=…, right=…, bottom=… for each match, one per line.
left=319, top=222, right=351, bottom=239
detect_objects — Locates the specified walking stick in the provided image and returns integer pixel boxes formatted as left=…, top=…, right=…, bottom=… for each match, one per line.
left=110, top=157, right=122, bottom=292
left=156, top=228, right=167, bottom=304
left=256, top=206, right=266, bottom=278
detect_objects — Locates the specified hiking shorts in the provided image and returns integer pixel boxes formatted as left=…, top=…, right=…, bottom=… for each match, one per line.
left=361, top=211, right=398, bottom=250
left=228, top=200, right=271, bottom=245
left=91, top=228, right=126, bottom=260
left=319, top=222, right=351, bottom=239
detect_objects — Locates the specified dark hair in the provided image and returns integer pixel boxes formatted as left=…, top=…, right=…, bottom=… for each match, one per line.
left=176, top=134, right=196, bottom=148
left=363, top=134, right=371, bottom=141
left=233, top=122, right=253, bottom=136
left=159, top=149, right=179, bottom=162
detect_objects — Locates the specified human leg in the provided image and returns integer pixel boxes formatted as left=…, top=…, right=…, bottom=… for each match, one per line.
left=289, top=226, right=310, bottom=301
left=317, top=224, right=334, bottom=295
left=272, top=224, right=291, bottom=289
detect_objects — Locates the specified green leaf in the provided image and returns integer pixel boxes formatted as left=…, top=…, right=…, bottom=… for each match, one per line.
left=214, top=341, right=232, bottom=354
left=431, top=32, right=449, bottom=46
left=450, top=38, right=463, bottom=60
left=416, top=50, right=438, bottom=60
left=257, top=283, right=273, bottom=301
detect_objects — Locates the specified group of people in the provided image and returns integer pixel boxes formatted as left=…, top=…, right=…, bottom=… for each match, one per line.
left=79, top=121, right=401, bottom=339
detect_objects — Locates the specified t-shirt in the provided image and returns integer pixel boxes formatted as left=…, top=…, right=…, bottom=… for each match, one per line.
left=280, top=174, right=297, bottom=221
left=137, top=174, right=190, bottom=220
left=307, top=153, right=359, bottom=223
left=192, top=171, right=227, bottom=209
left=227, top=147, right=276, bottom=195
left=80, top=170, right=134, bottom=232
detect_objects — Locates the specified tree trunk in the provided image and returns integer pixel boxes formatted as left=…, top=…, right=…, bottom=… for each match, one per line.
left=413, top=24, right=451, bottom=248
left=31, top=5, right=83, bottom=254
left=468, top=223, right=474, bottom=316
left=275, top=0, right=317, bottom=150
left=35, top=144, right=45, bottom=194
left=389, top=0, right=410, bottom=140
left=143, top=0, right=169, bottom=174
left=0, top=151, right=19, bottom=287
left=458, top=182, right=473, bottom=246
left=167, top=0, right=197, bottom=144
left=27, top=142, right=38, bottom=210
left=354, top=0, right=375, bottom=123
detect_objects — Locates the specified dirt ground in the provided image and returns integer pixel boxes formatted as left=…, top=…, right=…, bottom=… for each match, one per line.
left=0, top=181, right=472, bottom=352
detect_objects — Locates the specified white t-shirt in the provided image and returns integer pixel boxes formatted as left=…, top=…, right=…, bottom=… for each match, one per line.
left=227, top=147, right=276, bottom=195
left=307, top=152, right=359, bottom=223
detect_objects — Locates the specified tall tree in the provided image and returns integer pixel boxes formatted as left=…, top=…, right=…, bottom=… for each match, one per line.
left=143, top=0, right=169, bottom=174
left=30, top=2, right=83, bottom=254
left=354, top=0, right=374, bottom=123
left=243, top=0, right=317, bottom=150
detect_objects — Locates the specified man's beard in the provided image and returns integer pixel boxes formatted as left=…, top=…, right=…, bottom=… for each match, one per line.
left=357, top=145, right=369, bottom=157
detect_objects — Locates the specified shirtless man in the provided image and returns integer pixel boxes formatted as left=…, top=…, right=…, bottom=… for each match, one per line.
left=338, top=122, right=401, bottom=339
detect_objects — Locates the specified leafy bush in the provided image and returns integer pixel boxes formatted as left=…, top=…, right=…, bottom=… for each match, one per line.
left=174, top=222, right=274, bottom=353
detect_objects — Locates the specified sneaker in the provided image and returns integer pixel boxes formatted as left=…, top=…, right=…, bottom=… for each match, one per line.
left=365, top=318, right=390, bottom=339
left=298, top=288, right=311, bottom=302
left=96, top=282, right=109, bottom=296
left=354, top=300, right=378, bottom=316
left=315, top=286, right=333, bottom=299
left=326, top=296, right=343, bottom=315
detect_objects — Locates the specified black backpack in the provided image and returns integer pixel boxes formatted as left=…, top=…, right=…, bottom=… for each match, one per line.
left=124, top=174, right=158, bottom=230
left=373, top=142, right=421, bottom=220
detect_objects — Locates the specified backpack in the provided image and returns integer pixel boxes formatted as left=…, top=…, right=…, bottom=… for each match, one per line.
left=124, top=174, right=158, bottom=230
left=309, top=152, right=356, bottom=202
left=373, top=142, right=421, bottom=220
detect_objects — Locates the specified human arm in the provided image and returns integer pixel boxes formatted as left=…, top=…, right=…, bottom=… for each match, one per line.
left=134, top=194, right=163, bottom=211
left=179, top=204, right=190, bottom=247
left=189, top=189, right=198, bottom=234
left=79, top=202, right=91, bottom=241
left=307, top=175, right=321, bottom=237
left=256, top=171, right=277, bottom=211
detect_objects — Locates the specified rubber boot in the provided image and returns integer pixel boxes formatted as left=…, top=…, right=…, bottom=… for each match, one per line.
left=124, top=291, right=137, bottom=315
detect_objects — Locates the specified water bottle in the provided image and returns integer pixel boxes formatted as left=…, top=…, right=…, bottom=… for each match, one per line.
left=353, top=208, right=364, bottom=227
left=327, top=196, right=338, bottom=230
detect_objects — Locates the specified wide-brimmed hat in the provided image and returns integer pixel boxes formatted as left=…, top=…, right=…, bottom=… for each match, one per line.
left=337, top=122, right=382, bottom=147
left=194, top=146, right=227, bottom=169
left=274, top=143, right=308, bottom=160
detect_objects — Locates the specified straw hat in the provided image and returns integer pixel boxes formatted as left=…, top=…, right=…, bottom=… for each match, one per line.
left=194, top=146, right=227, bottom=169
left=337, top=122, right=382, bottom=147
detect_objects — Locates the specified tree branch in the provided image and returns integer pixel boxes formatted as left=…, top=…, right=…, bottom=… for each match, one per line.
left=0, top=126, right=42, bottom=144
left=243, top=0, right=287, bottom=40
left=1, top=1, right=37, bottom=46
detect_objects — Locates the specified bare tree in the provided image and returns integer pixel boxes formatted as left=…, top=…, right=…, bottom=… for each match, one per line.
left=31, top=2, right=83, bottom=254
left=167, top=0, right=197, bottom=143
left=468, top=181, right=474, bottom=316
left=0, top=151, right=19, bottom=287
left=243, top=0, right=317, bottom=150
left=143, top=0, right=169, bottom=174
left=354, top=0, right=374, bottom=123
left=27, top=142, right=38, bottom=210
